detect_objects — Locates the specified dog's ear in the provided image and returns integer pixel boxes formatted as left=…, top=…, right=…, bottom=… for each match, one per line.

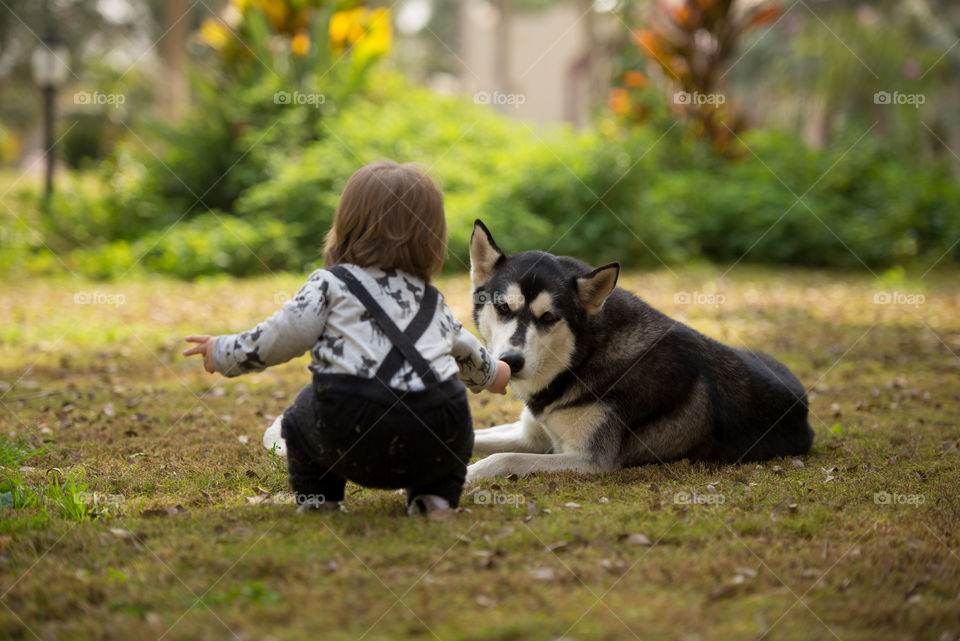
left=576, top=262, right=620, bottom=315
left=470, top=220, right=504, bottom=288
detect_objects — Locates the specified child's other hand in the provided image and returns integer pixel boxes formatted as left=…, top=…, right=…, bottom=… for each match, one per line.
left=488, top=360, right=512, bottom=395
left=183, top=335, right=217, bottom=373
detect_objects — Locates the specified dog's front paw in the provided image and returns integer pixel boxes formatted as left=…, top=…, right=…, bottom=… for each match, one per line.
left=467, top=453, right=517, bottom=482
left=263, top=414, right=287, bottom=456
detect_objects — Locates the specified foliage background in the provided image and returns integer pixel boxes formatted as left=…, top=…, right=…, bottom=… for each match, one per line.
left=1, top=0, right=959, bottom=279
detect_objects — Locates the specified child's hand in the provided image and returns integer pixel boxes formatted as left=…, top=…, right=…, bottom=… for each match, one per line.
left=487, top=360, right=512, bottom=395
left=183, top=335, right=217, bottom=373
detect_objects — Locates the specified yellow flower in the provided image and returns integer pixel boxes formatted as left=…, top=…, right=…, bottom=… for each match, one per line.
left=329, top=8, right=359, bottom=51
left=255, top=0, right=289, bottom=31
left=199, top=18, right=230, bottom=50
left=329, top=7, right=392, bottom=58
left=356, top=8, right=392, bottom=58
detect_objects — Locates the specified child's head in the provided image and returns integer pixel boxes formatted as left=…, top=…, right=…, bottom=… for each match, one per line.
left=324, top=160, right=446, bottom=282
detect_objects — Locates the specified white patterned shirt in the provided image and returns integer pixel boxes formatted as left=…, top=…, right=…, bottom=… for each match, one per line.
left=212, top=264, right=497, bottom=392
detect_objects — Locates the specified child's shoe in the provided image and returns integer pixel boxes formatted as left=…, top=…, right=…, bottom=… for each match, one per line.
left=296, top=497, right=344, bottom=514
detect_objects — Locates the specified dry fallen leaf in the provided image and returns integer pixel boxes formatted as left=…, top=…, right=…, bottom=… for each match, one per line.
left=624, top=533, right=652, bottom=546
left=735, top=566, right=758, bottom=579
left=528, top=567, right=557, bottom=581
left=600, top=558, right=627, bottom=574
left=246, top=493, right=270, bottom=505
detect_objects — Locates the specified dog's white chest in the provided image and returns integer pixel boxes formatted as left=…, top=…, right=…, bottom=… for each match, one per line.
left=539, top=404, right=607, bottom=454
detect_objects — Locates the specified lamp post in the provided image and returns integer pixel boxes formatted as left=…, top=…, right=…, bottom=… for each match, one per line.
left=30, top=30, right=70, bottom=203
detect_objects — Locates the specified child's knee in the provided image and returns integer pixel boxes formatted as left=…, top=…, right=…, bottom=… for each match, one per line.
left=280, top=384, right=315, bottom=439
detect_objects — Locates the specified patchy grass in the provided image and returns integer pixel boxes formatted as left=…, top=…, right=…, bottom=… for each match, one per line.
left=1, top=267, right=959, bottom=641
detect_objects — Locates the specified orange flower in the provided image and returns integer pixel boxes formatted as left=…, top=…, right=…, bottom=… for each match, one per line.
left=608, top=88, right=631, bottom=115
left=623, top=70, right=647, bottom=89
left=632, top=29, right=663, bottom=61
left=748, top=6, right=783, bottom=27
left=291, top=31, right=310, bottom=56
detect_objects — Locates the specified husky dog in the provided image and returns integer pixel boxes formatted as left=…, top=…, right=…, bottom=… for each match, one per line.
left=467, top=220, right=813, bottom=481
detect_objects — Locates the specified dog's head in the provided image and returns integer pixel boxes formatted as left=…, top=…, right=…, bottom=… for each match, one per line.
left=469, top=220, right=620, bottom=396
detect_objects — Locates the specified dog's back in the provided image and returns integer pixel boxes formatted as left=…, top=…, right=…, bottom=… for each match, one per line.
left=587, top=288, right=814, bottom=466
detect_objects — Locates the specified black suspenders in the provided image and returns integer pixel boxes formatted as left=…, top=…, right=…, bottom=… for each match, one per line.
left=327, top=266, right=440, bottom=387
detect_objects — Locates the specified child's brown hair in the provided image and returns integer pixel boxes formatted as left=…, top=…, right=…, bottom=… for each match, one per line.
left=323, top=160, right=447, bottom=283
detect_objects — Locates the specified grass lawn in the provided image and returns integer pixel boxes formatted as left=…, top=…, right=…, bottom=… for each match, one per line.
left=1, top=267, right=958, bottom=641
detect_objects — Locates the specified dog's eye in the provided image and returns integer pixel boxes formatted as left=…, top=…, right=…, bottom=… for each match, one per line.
left=496, top=303, right=511, bottom=315
left=540, top=312, right=558, bottom=324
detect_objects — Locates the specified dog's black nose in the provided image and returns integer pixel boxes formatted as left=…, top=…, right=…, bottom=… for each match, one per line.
left=500, top=351, right=525, bottom=375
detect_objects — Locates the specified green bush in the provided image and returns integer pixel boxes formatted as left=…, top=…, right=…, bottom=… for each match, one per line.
left=235, top=82, right=551, bottom=271
left=8, top=78, right=960, bottom=279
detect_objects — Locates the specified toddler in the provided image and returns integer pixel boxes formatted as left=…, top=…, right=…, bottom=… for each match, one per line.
left=184, top=160, right=510, bottom=516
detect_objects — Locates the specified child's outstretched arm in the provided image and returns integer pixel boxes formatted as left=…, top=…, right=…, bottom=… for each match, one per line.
left=488, top=360, right=511, bottom=394
left=447, top=307, right=510, bottom=394
left=183, top=270, right=334, bottom=377
left=183, top=335, right=217, bottom=372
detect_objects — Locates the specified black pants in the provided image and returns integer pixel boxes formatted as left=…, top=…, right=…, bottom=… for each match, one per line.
left=280, top=374, right=474, bottom=508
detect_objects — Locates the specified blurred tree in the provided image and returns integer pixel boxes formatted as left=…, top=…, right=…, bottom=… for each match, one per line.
left=159, top=0, right=192, bottom=119
left=0, top=0, right=165, bottom=164
left=615, top=0, right=783, bottom=148
left=725, top=0, right=960, bottom=155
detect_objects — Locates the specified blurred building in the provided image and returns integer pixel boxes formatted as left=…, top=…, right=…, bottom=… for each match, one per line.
left=451, top=0, right=617, bottom=127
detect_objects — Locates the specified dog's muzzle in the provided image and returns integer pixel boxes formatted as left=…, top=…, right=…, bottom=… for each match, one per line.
left=499, top=351, right=525, bottom=377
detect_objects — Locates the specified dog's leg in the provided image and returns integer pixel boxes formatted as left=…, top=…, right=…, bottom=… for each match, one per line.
left=263, top=414, right=287, bottom=456
left=473, top=409, right=551, bottom=456
left=467, top=452, right=602, bottom=481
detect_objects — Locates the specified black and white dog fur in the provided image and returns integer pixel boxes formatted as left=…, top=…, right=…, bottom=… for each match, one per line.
left=466, top=220, right=813, bottom=481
